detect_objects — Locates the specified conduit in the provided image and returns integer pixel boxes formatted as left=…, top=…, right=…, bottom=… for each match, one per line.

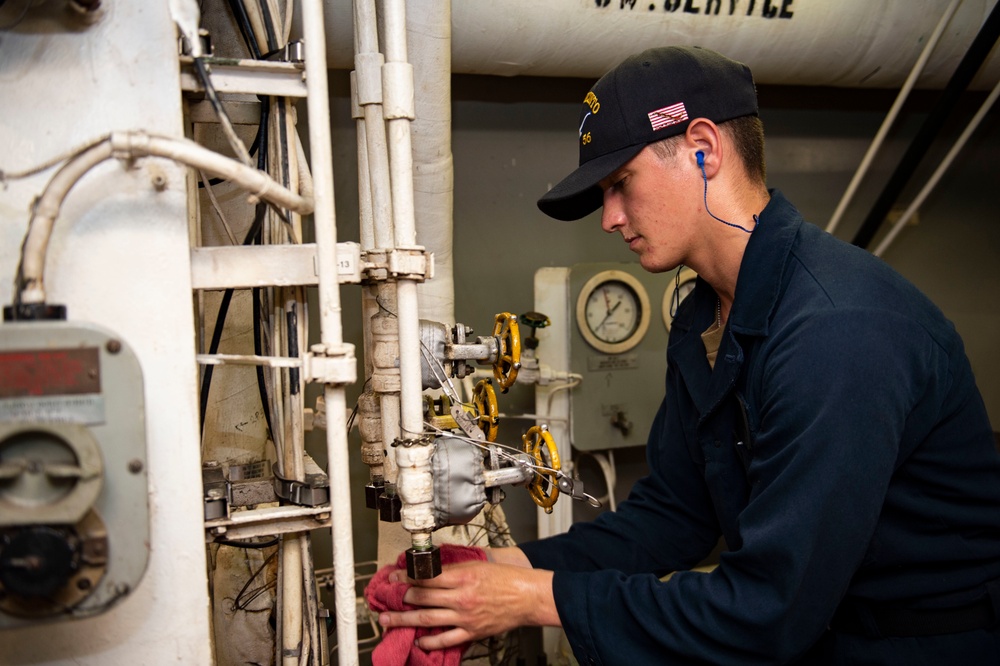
left=851, top=0, right=1000, bottom=248
left=16, top=131, right=312, bottom=306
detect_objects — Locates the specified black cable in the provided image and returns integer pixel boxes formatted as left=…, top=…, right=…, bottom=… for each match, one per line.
left=257, top=0, right=279, bottom=53
left=286, top=304, right=300, bottom=395
left=199, top=202, right=267, bottom=435
left=850, top=3, right=1000, bottom=249
left=200, top=1, right=279, bottom=441
left=251, top=100, right=276, bottom=441
left=225, top=0, right=261, bottom=59
left=215, top=536, right=280, bottom=549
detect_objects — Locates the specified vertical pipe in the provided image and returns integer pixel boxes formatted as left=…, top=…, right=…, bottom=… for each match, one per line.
left=408, top=0, right=456, bottom=329
left=301, top=1, right=358, bottom=665
left=825, top=0, right=962, bottom=236
left=873, top=76, right=1000, bottom=257
left=851, top=0, right=1000, bottom=249
left=382, top=0, right=436, bottom=549
left=355, top=0, right=402, bottom=502
left=281, top=536, right=304, bottom=666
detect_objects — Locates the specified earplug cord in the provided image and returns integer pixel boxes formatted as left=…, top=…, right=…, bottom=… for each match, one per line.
left=697, top=151, right=757, bottom=234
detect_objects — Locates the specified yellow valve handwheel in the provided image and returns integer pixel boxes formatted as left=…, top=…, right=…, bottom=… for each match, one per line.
left=492, top=312, right=521, bottom=392
left=472, top=379, right=500, bottom=442
left=522, top=425, right=561, bottom=512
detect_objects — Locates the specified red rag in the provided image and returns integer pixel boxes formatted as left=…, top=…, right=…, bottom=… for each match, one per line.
left=364, top=544, right=487, bottom=666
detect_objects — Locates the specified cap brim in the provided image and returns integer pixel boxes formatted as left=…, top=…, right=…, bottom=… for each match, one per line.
left=537, top=143, right=646, bottom=221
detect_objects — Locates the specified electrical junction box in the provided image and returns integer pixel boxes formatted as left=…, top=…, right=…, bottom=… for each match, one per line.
left=0, top=320, right=149, bottom=629
left=536, top=263, right=695, bottom=451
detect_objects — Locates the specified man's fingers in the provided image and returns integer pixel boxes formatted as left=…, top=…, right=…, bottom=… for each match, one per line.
left=415, top=627, right=472, bottom=651
left=379, top=607, right=458, bottom=629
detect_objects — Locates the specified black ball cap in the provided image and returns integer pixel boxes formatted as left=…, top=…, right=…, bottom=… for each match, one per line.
left=537, top=46, right=758, bottom=221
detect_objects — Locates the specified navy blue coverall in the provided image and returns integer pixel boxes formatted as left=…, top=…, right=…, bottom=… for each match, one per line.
left=520, top=191, right=1000, bottom=664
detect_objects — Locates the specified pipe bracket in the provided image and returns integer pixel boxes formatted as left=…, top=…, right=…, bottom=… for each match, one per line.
left=305, top=343, right=357, bottom=386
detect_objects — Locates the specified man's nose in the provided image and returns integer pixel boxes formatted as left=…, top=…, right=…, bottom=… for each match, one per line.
left=601, top=194, right=624, bottom=234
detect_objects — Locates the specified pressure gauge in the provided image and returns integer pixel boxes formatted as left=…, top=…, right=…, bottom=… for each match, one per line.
left=662, top=267, right=698, bottom=331
left=576, top=270, right=651, bottom=354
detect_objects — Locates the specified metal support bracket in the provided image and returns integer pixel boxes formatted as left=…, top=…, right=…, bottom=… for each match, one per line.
left=305, top=343, right=357, bottom=386
left=272, top=458, right=330, bottom=507
left=361, top=247, right=433, bottom=283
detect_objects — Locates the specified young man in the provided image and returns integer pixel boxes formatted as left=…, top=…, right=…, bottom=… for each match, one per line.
left=378, top=46, right=1000, bottom=664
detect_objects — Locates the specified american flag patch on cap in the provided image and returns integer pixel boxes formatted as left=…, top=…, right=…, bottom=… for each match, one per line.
left=648, top=102, right=688, bottom=131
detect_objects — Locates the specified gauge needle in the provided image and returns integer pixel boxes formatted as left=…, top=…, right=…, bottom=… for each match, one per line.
left=596, top=299, right=622, bottom=330
left=602, top=288, right=612, bottom=314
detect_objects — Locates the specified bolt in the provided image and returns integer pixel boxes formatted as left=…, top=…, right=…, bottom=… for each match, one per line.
left=77, top=577, right=92, bottom=591
left=151, top=174, right=167, bottom=192
left=106, top=339, right=122, bottom=354
left=128, top=459, right=143, bottom=474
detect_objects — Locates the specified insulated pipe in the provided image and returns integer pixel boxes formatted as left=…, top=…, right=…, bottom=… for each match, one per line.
left=309, top=0, right=1000, bottom=89
left=825, top=0, right=962, bottom=236
left=381, top=0, right=438, bottom=553
left=16, top=131, right=312, bottom=305
left=408, top=0, right=456, bottom=331
left=351, top=70, right=385, bottom=487
left=873, top=76, right=1000, bottom=257
left=851, top=0, right=1000, bottom=248
left=354, top=0, right=394, bottom=250
left=301, top=1, right=359, bottom=664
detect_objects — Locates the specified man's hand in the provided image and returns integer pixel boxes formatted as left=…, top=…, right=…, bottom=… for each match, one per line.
left=377, top=547, right=560, bottom=651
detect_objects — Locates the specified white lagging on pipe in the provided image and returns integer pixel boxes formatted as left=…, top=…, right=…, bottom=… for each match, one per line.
left=873, top=76, right=1000, bottom=257
left=382, top=0, right=437, bottom=549
left=301, top=0, right=359, bottom=663
left=16, top=131, right=313, bottom=305
left=409, top=1, right=456, bottom=332
left=354, top=0, right=403, bottom=508
left=825, top=0, right=961, bottom=236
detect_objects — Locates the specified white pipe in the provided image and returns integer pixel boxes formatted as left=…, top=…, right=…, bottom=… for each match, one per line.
left=308, top=0, right=1000, bottom=89
left=826, top=0, right=962, bottom=235
left=381, top=0, right=437, bottom=545
left=354, top=0, right=402, bottom=505
left=873, top=76, right=1000, bottom=257
left=281, top=536, right=304, bottom=666
left=301, top=1, right=359, bottom=664
left=409, top=0, right=456, bottom=327
left=354, top=0, right=394, bottom=250
left=16, top=131, right=312, bottom=305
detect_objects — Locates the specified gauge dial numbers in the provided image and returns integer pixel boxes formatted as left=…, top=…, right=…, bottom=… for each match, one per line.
left=576, top=270, right=651, bottom=354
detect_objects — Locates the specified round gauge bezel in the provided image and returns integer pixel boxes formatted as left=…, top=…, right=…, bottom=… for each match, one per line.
left=575, top=270, right=651, bottom=354
left=662, top=267, right=699, bottom=332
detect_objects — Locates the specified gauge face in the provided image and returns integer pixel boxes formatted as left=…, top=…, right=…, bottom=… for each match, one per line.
left=576, top=270, right=651, bottom=354
left=584, top=280, right=641, bottom=343
left=662, top=267, right=699, bottom=331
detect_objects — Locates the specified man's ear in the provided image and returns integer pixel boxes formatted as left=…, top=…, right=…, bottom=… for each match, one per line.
left=686, top=119, right=723, bottom=177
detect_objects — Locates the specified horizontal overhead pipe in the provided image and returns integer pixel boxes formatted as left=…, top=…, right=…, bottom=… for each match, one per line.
left=306, top=0, right=1000, bottom=89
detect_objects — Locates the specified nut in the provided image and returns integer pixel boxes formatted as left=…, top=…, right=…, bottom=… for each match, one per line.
left=406, top=546, right=441, bottom=580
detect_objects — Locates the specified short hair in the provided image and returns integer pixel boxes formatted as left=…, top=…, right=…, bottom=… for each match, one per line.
left=649, top=115, right=766, bottom=185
